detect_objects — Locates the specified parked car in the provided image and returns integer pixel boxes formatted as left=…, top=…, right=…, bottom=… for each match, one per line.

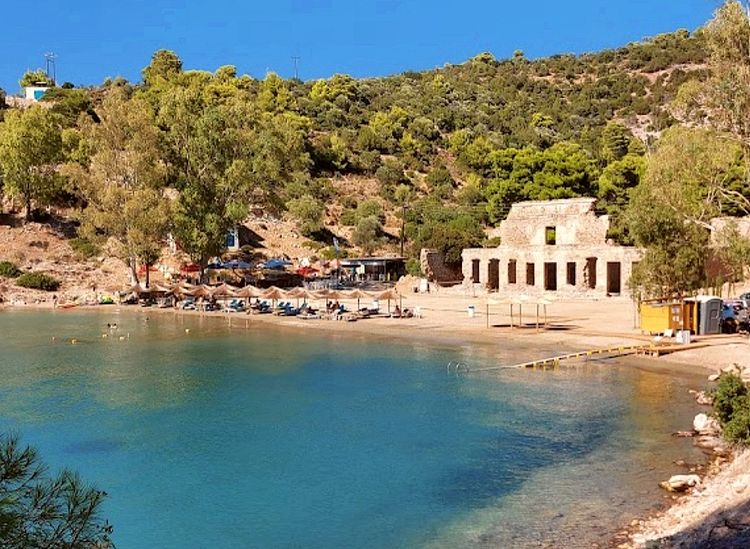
left=728, top=298, right=750, bottom=333
left=722, top=303, right=738, bottom=333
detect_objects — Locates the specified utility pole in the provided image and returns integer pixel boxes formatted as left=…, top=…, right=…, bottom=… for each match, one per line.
left=44, top=52, right=57, bottom=85
left=291, top=56, right=300, bottom=80
left=400, top=202, right=407, bottom=257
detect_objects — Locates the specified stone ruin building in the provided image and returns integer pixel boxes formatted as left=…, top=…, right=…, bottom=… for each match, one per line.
left=461, top=198, right=641, bottom=297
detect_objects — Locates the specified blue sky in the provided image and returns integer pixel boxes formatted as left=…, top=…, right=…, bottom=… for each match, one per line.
left=1, top=0, right=722, bottom=93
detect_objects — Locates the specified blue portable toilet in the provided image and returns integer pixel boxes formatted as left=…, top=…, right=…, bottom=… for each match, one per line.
left=695, top=295, right=722, bottom=335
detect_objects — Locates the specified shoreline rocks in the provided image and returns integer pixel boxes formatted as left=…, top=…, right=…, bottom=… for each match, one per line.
left=688, top=389, right=713, bottom=406
left=693, top=413, right=721, bottom=436
left=659, top=474, right=702, bottom=493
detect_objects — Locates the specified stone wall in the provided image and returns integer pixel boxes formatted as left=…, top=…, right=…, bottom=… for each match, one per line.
left=499, top=198, right=609, bottom=247
left=420, top=248, right=462, bottom=285
left=462, top=244, right=641, bottom=297
left=462, top=198, right=641, bottom=298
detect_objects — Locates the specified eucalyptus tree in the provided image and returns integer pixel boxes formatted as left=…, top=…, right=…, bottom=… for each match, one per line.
left=0, top=105, right=63, bottom=220
left=627, top=127, right=745, bottom=296
left=142, top=64, right=313, bottom=274
left=64, top=87, right=170, bottom=285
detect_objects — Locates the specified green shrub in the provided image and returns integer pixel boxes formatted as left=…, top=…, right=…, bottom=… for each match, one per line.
left=302, top=240, right=325, bottom=250
left=0, top=261, right=22, bottom=278
left=340, top=209, right=358, bottom=226
left=287, top=194, right=324, bottom=237
left=713, top=372, right=748, bottom=425
left=406, top=258, right=422, bottom=277
left=712, top=372, right=750, bottom=446
left=15, top=272, right=61, bottom=291
left=723, top=395, right=750, bottom=445
left=320, top=246, right=348, bottom=260
left=70, top=237, right=98, bottom=259
left=483, top=236, right=503, bottom=248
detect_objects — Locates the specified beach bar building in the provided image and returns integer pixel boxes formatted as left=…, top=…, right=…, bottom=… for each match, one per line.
left=340, top=257, right=406, bottom=282
left=461, top=198, right=641, bottom=297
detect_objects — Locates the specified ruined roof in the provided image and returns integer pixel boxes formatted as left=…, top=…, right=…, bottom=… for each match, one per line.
left=499, top=197, right=609, bottom=247
left=504, top=197, right=597, bottom=218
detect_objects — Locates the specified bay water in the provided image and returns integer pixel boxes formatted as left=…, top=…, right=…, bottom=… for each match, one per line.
left=0, top=310, right=705, bottom=548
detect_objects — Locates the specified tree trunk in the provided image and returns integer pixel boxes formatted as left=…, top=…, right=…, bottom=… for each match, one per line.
left=128, top=258, right=140, bottom=285
left=25, top=195, right=32, bottom=222
left=145, top=262, right=151, bottom=288
left=199, top=256, right=206, bottom=284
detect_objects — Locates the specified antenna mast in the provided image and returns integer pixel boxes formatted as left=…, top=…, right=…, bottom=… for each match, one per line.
left=44, top=52, right=58, bottom=85
left=291, top=56, right=300, bottom=80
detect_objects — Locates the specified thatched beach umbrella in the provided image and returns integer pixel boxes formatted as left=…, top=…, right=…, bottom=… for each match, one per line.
left=314, top=288, right=342, bottom=311
left=236, top=285, right=263, bottom=299
left=346, top=288, right=371, bottom=311
left=211, top=282, right=239, bottom=310
left=296, top=288, right=319, bottom=308
left=375, top=289, right=401, bottom=314
left=286, top=287, right=306, bottom=298
left=125, top=283, right=150, bottom=295
left=314, top=288, right=333, bottom=307
left=285, top=287, right=307, bottom=307
left=151, top=282, right=173, bottom=294
left=170, top=281, right=194, bottom=298
left=262, top=286, right=287, bottom=306
left=302, top=288, right=319, bottom=300
left=212, top=282, right=238, bottom=298
left=186, top=284, right=214, bottom=298
left=327, top=290, right=346, bottom=301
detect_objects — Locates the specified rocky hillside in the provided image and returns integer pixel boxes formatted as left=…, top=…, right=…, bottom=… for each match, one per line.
left=0, top=26, right=713, bottom=295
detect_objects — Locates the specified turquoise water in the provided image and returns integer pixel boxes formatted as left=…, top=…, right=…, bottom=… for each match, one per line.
left=0, top=310, right=705, bottom=548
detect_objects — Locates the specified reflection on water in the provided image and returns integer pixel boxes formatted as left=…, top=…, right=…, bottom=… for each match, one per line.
left=0, top=310, right=705, bottom=548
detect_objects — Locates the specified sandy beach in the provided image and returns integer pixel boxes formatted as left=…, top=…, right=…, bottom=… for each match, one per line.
left=10, top=290, right=746, bottom=367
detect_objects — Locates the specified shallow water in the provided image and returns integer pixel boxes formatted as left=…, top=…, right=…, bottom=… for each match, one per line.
left=0, top=310, right=705, bottom=548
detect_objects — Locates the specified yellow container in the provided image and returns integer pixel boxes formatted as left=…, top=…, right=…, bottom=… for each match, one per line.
left=640, top=300, right=695, bottom=335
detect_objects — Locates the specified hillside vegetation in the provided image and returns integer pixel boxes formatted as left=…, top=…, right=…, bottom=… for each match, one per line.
left=1, top=4, right=748, bottom=295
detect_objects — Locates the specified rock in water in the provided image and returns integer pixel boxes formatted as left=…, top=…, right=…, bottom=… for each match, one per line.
left=659, top=474, right=701, bottom=492
left=689, top=389, right=713, bottom=405
left=693, top=413, right=721, bottom=436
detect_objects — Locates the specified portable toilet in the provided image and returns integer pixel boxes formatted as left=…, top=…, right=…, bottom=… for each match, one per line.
left=695, top=295, right=722, bottom=335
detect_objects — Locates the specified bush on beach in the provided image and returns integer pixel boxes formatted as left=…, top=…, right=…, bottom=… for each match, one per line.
left=712, top=372, right=750, bottom=446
